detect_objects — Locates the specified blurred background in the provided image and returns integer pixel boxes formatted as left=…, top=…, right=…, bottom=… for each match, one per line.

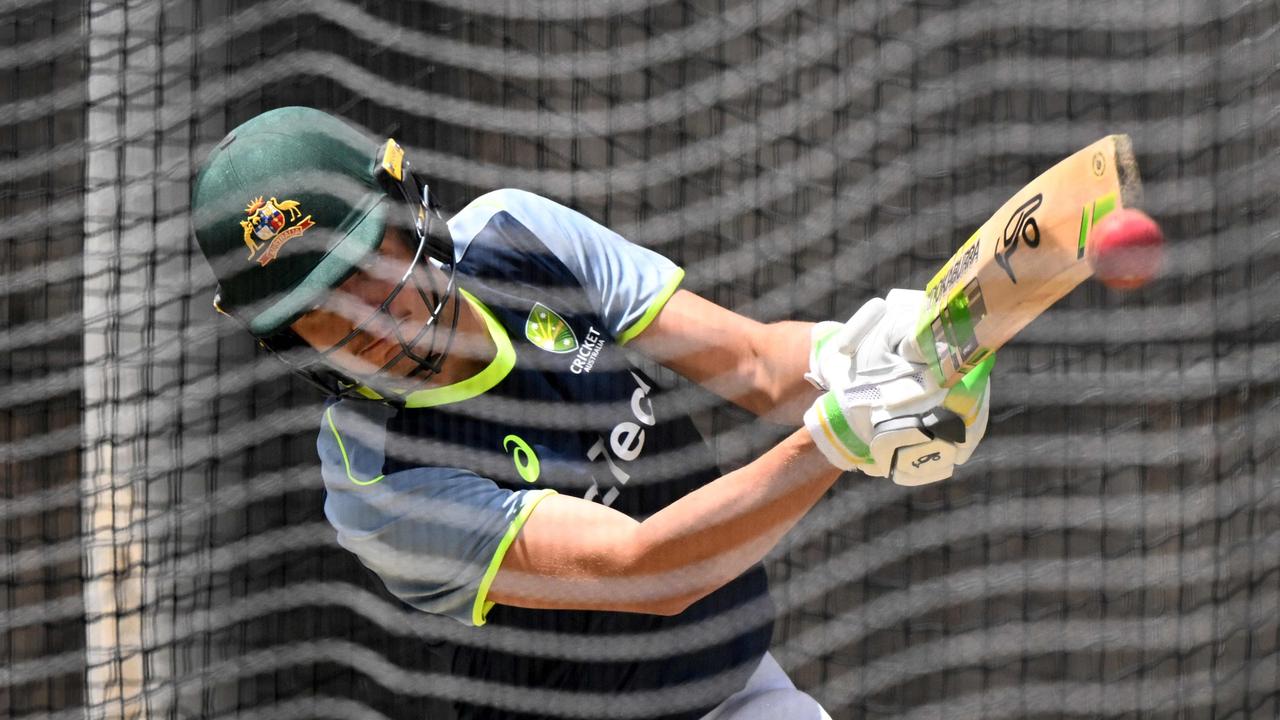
left=2, top=0, right=1278, bottom=718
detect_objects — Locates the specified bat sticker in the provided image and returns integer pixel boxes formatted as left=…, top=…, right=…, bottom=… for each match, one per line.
left=912, top=451, right=942, bottom=468
left=993, top=193, right=1044, bottom=284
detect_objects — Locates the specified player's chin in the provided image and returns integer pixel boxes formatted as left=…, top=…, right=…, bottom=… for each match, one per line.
left=327, top=353, right=413, bottom=388
left=377, top=354, right=429, bottom=383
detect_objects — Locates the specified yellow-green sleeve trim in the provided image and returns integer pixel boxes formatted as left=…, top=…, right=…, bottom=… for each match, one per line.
left=471, top=488, right=558, bottom=626
left=616, top=267, right=685, bottom=345
left=324, top=406, right=386, bottom=486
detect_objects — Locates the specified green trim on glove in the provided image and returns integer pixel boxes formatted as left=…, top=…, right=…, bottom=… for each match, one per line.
left=821, top=392, right=872, bottom=461
left=805, top=390, right=877, bottom=471
left=813, top=325, right=840, bottom=356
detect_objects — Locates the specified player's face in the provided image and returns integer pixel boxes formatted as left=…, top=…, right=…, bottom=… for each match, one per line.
left=290, top=224, right=453, bottom=383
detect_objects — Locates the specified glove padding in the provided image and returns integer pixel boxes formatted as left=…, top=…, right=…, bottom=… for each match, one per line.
left=804, top=289, right=992, bottom=484
left=804, top=297, right=887, bottom=391
left=807, top=289, right=926, bottom=391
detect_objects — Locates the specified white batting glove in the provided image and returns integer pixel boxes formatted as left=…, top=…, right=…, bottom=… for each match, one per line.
left=804, top=298, right=886, bottom=391
left=806, top=289, right=933, bottom=392
left=804, top=289, right=994, bottom=484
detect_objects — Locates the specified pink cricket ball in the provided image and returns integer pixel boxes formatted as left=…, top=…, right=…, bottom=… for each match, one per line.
left=1087, top=208, right=1164, bottom=290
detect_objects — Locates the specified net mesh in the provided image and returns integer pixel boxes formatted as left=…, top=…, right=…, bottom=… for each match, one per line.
left=3, top=0, right=1279, bottom=718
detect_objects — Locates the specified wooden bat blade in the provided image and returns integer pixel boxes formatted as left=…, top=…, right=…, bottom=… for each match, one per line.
left=916, top=135, right=1143, bottom=387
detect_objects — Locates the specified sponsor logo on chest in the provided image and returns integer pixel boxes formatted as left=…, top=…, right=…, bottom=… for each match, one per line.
left=518, top=301, right=652, bottom=506
left=499, top=369, right=655, bottom=508
left=583, top=370, right=655, bottom=507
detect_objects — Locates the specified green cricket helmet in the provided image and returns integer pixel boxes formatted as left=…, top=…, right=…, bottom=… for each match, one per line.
left=190, top=106, right=458, bottom=401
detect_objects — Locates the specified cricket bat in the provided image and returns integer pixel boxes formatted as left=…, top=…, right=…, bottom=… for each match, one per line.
left=914, top=135, right=1144, bottom=387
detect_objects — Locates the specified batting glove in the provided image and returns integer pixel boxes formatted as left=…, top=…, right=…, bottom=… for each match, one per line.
left=804, top=289, right=993, bottom=484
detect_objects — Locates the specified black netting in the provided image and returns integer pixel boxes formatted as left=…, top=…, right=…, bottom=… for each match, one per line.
left=3, top=0, right=1278, bottom=718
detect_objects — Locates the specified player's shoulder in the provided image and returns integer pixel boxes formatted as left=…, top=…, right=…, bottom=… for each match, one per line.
left=316, top=398, right=394, bottom=474
left=450, top=188, right=563, bottom=234
left=450, top=188, right=594, bottom=267
left=318, top=398, right=483, bottom=493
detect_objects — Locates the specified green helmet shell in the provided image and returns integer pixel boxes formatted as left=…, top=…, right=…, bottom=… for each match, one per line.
left=191, top=106, right=389, bottom=337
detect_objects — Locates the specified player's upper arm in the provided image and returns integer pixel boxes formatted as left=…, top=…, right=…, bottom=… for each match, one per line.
left=318, top=400, right=683, bottom=622
left=485, top=493, right=695, bottom=616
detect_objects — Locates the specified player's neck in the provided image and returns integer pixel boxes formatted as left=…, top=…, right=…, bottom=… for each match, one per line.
left=427, top=290, right=497, bottom=387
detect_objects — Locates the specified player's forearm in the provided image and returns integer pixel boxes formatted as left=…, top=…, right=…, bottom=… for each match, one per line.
left=741, top=320, right=821, bottom=424
left=628, top=429, right=840, bottom=614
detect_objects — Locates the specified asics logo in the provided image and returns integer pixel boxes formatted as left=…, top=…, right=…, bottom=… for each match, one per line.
left=503, top=434, right=540, bottom=483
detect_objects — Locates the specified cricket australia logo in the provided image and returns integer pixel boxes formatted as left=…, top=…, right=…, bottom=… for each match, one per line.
left=240, top=196, right=315, bottom=267
left=525, top=303, right=578, bottom=353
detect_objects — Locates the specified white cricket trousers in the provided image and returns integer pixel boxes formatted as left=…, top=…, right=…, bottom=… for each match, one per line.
left=698, top=653, right=833, bottom=720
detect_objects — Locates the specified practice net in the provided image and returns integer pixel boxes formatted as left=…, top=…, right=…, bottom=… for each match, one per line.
left=3, top=0, right=1278, bottom=718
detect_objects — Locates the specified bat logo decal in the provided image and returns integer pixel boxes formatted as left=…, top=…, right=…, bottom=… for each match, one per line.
left=912, top=451, right=942, bottom=468
left=993, top=193, right=1043, bottom=284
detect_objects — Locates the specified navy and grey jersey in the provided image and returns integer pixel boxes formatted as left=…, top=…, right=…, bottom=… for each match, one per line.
left=316, top=190, right=773, bottom=720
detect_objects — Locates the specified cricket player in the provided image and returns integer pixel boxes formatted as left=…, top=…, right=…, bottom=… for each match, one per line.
left=191, top=107, right=991, bottom=720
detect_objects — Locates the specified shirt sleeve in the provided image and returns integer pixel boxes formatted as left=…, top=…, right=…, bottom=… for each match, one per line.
left=449, top=188, right=685, bottom=343
left=317, top=399, right=556, bottom=626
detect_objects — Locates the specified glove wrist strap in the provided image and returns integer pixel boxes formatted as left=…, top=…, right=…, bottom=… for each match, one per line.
left=804, top=394, right=878, bottom=472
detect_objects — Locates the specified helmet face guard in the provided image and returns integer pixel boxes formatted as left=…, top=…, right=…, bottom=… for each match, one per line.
left=216, top=139, right=460, bottom=406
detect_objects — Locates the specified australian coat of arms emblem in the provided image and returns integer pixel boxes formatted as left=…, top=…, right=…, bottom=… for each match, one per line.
left=240, top=196, right=315, bottom=266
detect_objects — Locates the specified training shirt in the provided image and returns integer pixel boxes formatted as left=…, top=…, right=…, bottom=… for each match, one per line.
left=317, top=189, right=773, bottom=720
